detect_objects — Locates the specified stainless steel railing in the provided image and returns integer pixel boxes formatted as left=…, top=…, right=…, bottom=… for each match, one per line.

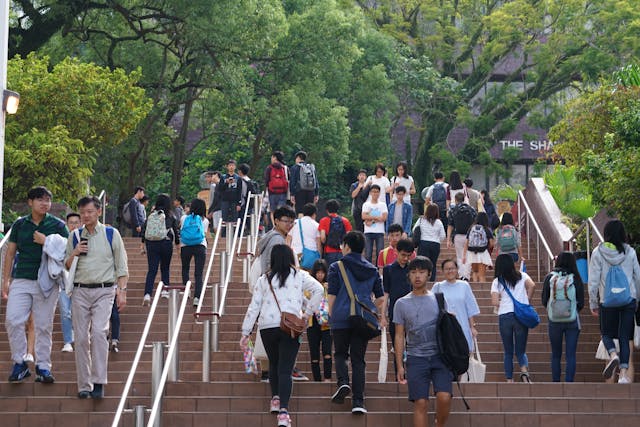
left=517, top=190, right=556, bottom=281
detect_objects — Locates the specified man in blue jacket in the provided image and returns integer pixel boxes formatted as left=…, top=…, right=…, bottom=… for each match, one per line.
left=327, top=231, right=387, bottom=414
left=386, top=186, right=413, bottom=237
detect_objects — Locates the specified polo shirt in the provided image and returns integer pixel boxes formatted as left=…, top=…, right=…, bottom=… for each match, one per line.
left=10, top=213, right=68, bottom=280
left=382, top=261, right=412, bottom=320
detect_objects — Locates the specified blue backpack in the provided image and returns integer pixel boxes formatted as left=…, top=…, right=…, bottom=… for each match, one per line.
left=180, top=214, right=205, bottom=246
left=602, top=263, right=632, bottom=308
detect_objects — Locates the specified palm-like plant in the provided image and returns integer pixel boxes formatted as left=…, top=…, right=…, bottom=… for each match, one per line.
left=544, top=166, right=596, bottom=221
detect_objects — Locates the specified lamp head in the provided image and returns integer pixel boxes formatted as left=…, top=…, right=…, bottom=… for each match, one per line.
left=3, top=90, right=20, bottom=114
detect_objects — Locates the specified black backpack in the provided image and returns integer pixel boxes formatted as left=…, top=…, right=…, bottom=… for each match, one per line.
left=326, top=215, right=346, bottom=250
left=453, top=204, right=476, bottom=235
left=435, top=292, right=470, bottom=376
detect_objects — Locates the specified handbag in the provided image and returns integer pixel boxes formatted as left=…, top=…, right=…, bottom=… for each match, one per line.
left=500, top=278, right=540, bottom=329
left=298, top=219, right=320, bottom=269
left=268, top=277, right=306, bottom=339
left=412, top=218, right=422, bottom=248
left=460, top=338, right=486, bottom=383
left=337, top=261, right=381, bottom=341
left=242, top=339, right=259, bottom=374
left=315, top=294, right=330, bottom=325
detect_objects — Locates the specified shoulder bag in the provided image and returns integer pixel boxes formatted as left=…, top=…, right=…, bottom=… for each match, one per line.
left=337, top=261, right=381, bottom=341
left=500, top=278, right=539, bottom=328
left=298, top=219, right=320, bottom=269
left=268, top=276, right=306, bottom=339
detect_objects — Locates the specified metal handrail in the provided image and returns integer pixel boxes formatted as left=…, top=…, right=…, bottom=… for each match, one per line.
left=217, top=218, right=242, bottom=317
left=517, top=191, right=555, bottom=281
left=250, top=193, right=264, bottom=254
left=588, top=217, right=604, bottom=243
left=0, top=228, right=11, bottom=249
left=194, top=217, right=223, bottom=317
left=111, top=281, right=165, bottom=427
left=97, top=190, right=107, bottom=224
left=147, top=281, right=192, bottom=427
left=236, top=193, right=252, bottom=256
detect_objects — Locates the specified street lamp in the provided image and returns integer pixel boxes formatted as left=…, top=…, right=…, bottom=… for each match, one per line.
left=2, top=89, right=19, bottom=114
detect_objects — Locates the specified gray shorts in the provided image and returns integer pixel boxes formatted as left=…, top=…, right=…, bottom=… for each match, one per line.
left=406, top=354, right=453, bottom=401
left=268, top=193, right=288, bottom=212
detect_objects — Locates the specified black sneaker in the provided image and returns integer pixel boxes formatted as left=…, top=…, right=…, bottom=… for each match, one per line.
left=331, top=384, right=351, bottom=404
left=352, top=400, right=367, bottom=415
left=8, top=362, right=31, bottom=383
left=77, top=391, right=91, bottom=399
left=35, top=367, right=55, bottom=384
left=91, top=384, right=104, bottom=399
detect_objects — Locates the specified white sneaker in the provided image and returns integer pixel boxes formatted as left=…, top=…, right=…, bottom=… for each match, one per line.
left=161, top=290, right=170, bottom=299
left=277, top=412, right=291, bottom=427
left=23, top=353, right=34, bottom=363
left=618, top=375, right=631, bottom=384
left=269, top=396, right=280, bottom=414
left=193, top=297, right=199, bottom=307
left=142, top=294, right=151, bottom=306
left=61, top=343, right=73, bottom=353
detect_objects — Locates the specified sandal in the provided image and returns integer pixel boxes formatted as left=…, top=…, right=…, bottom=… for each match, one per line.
left=520, top=372, right=532, bottom=383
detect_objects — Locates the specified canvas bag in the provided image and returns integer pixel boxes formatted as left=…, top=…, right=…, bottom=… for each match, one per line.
left=337, top=261, right=381, bottom=341
left=378, top=327, right=388, bottom=383
left=547, top=271, right=577, bottom=322
left=460, top=338, right=486, bottom=383
left=603, top=262, right=632, bottom=308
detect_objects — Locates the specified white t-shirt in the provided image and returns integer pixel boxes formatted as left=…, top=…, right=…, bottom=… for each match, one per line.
left=491, top=272, right=532, bottom=315
left=390, top=175, right=414, bottom=204
left=179, top=214, right=210, bottom=247
left=362, top=200, right=388, bottom=234
left=365, top=175, right=391, bottom=202
left=289, top=216, right=320, bottom=255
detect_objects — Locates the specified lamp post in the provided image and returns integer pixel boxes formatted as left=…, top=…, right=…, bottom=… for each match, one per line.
left=0, top=0, right=15, bottom=228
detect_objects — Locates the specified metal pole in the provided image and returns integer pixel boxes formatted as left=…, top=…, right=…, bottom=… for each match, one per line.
left=134, top=405, right=146, bottom=427
left=586, top=222, right=591, bottom=264
left=168, top=289, right=180, bottom=383
left=212, top=283, right=220, bottom=352
left=250, top=209, right=258, bottom=254
left=242, top=257, right=249, bottom=283
left=219, top=252, right=227, bottom=291
left=202, top=320, right=210, bottom=382
left=151, top=342, right=164, bottom=427
left=226, top=222, right=234, bottom=254
left=0, top=0, right=10, bottom=227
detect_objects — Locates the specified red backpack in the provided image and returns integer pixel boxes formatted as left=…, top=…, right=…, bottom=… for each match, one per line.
left=268, top=163, right=288, bottom=194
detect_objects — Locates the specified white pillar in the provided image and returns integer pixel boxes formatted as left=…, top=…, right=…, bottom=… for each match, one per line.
left=0, top=0, right=10, bottom=227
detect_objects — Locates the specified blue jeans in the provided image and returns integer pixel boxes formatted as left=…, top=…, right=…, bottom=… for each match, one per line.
left=144, top=239, right=174, bottom=295
left=600, top=300, right=636, bottom=368
left=548, top=320, right=580, bottom=382
left=364, top=233, right=384, bottom=264
left=324, top=251, right=343, bottom=267
left=58, top=289, right=73, bottom=345
left=498, top=312, right=529, bottom=379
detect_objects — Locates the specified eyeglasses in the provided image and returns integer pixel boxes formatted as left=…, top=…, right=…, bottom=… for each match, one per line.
left=277, top=218, right=294, bottom=224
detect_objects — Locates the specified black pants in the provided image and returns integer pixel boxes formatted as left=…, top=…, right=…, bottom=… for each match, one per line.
left=333, top=328, right=368, bottom=402
left=418, top=240, right=441, bottom=281
left=294, top=190, right=315, bottom=214
left=307, top=318, right=332, bottom=381
left=180, top=245, right=206, bottom=298
left=260, top=327, right=300, bottom=409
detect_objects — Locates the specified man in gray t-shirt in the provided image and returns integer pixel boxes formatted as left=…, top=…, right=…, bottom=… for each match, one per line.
left=393, top=256, right=453, bottom=427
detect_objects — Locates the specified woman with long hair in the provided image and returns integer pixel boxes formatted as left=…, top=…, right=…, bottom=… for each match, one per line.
left=390, top=161, right=416, bottom=203
left=491, top=253, right=536, bottom=382
left=463, top=212, right=494, bottom=282
left=413, top=203, right=446, bottom=281
left=141, top=193, right=180, bottom=305
left=180, top=198, right=209, bottom=307
left=541, top=252, right=584, bottom=382
left=588, top=220, right=640, bottom=384
left=495, top=212, right=522, bottom=264
left=480, top=190, right=500, bottom=230
left=307, top=259, right=332, bottom=382
left=448, top=170, right=465, bottom=209
left=240, top=244, right=323, bottom=427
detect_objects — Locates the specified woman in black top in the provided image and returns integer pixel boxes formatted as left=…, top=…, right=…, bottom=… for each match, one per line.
left=141, top=193, right=180, bottom=304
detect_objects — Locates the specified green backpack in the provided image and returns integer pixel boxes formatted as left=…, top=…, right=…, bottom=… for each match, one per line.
left=547, top=271, right=577, bottom=322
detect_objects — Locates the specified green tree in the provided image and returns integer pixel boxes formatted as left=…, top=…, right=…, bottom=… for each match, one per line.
left=4, top=54, right=151, bottom=205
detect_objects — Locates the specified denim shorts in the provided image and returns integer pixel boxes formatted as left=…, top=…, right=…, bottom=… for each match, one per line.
left=406, top=354, right=453, bottom=401
left=268, top=193, right=288, bottom=212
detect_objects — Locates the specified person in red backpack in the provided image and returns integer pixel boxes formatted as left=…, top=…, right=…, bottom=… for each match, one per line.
left=264, top=150, right=290, bottom=227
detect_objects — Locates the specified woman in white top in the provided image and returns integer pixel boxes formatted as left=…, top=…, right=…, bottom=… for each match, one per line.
left=240, top=244, right=323, bottom=427
left=390, top=161, right=416, bottom=203
left=365, top=163, right=391, bottom=203
left=448, top=170, right=466, bottom=209
left=491, top=254, right=536, bottom=383
left=413, top=203, right=446, bottom=281
left=180, top=198, right=210, bottom=307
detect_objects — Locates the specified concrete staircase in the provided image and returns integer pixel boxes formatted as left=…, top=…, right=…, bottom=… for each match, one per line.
left=1, top=237, right=639, bottom=427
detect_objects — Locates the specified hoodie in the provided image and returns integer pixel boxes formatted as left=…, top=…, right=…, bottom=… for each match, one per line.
left=327, top=252, right=384, bottom=330
left=588, top=243, right=640, bottom=310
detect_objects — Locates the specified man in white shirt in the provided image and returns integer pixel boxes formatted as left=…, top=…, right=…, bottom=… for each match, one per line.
left=361, top=185, right=388, bottom=264
left=288, top=203, right=321, bottom=269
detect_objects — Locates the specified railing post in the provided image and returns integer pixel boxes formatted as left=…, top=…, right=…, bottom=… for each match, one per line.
left=212, top=283, right=220, bottom=352
left=586, top=221, right=591, bottom=264
left=250, top=209, right=258, bottom=254
left=134, top=405, right=146, bottom=427
left=242, top=256, right=249, bottom=283
left=219, top=252, right=227, bottom=290
left=151, top=342, right=164, bottom=427
left=202, top=319, right=210, bottom=382
left=226, top=222, right=234, bottom=254
left=168, top=289, right=180, bottom=382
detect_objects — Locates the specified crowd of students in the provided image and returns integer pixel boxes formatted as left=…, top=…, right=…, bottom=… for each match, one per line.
left=2, top=154, right=639, bottom=427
